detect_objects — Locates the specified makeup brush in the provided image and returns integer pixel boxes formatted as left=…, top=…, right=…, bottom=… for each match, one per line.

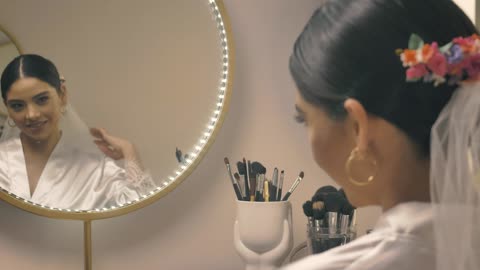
left=250, top=162, right=265, bottom=201
left=256, top=174, right=265, bottom=201
left=316, top=185, right=338, bottom=193
left=248, top=174, right=257, bottom=201
left=324, top=192, right=344, bottom=234
left=255, top=174, right=263, bottom=201
left=312, top=201, right=326, bottom=230
left=233, top=173, right=246, bottom=201
left=349, top=209, right=357, bottom=229
left=312, top=185, right=338, bottom=201
left=282, top=171, right=305, bottom=201
left=271, top=168, right=279, bottom=201
left=311, top=193, right=324, bottom=203
left=277, top=170, right=284, bottom=200
left=175, top=147, right=184, bottom=164
left=236, top=161, right=247, bottom=199
left=263, top=179, right=270, bottom=202
left=303, top=200, right=314, bottom=227
left=251, top=162, right=265, bottom=175
left=339, top=198, right=353, bottom=234
left=224, top=158, right=243, bottom=200
left=337, top=188, right=357, bottom=228
left=245, top=159, right=251, bottom=201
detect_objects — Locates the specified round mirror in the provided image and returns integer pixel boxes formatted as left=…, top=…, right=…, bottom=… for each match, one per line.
left=0, top=28, right=20, bottom=121
left=0, top=0, right=233, bottom=219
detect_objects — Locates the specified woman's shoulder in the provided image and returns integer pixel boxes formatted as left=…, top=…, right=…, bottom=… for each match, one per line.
left=282, top=231, right=386, bottom=270
left=283, top=228, right=434, bottom=270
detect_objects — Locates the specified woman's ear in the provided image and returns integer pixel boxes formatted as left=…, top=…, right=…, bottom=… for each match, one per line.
left=344, top=98, right=369, bottom=152
left=59, top=80, right=68, bottom=106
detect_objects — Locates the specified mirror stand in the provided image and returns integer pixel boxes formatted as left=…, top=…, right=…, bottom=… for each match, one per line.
left=84, top=221, right=92, bottom=270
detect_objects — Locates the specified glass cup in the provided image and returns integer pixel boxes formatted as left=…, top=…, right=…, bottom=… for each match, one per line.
left=306, top=224, right=356, bottom=254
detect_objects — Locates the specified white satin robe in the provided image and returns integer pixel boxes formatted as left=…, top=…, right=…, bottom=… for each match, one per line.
left=282, top=202, right=434, bottom=270
left=0, top=132, right=156, bottom=210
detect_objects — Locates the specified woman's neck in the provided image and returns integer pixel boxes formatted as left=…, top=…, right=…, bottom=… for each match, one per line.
left=20, top=130, right=62, bottom=155
left=380, top=159, right=431, bottom=212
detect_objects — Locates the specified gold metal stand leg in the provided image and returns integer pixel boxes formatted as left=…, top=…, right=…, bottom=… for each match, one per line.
left=84, top=220, right=92, bottom=270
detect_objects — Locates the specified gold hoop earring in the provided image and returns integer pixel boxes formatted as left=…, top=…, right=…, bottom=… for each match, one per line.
left=7, top=118, right=16, bottom=127
left=345, top=148, right=378, bottom=186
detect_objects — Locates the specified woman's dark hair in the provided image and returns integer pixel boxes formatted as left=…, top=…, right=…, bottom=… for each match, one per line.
left=289, top=0, right=478, bottom=157
left=1, top=54, right=61, bottom=101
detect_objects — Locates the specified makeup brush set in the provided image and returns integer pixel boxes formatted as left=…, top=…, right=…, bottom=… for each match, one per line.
left=224, top=157, right=305, bottom=202
left=302, top=186, right=357, bottom=254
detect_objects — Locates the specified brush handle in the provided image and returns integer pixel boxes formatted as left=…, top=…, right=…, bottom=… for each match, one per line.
left=233, top=184, right=243, bottom=200
left=263, top=180, right=270, bottom=202
left=282, top=192, right=292, bottom=201
left=255, top=191, right=263, bottom=202
left=271, top=185, right=278, bottom=201
left=240, top=175, right=248, bottom=201
left=326, top=212, right=338, bottom=235
left=277, top=172, right=284, bottom=198
left=339, top=214, right=349, bottom=234
left=245, top=162, right=251, bottom=200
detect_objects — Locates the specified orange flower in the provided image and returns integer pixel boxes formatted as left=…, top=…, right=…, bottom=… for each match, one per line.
left=421, top=44, right=435, bottom=62
left=470, top=34, right=480, bottom=41
left=401, top=49, right=418, bottom=66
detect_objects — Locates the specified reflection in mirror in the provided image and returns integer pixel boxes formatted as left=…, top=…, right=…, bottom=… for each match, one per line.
left=0, top=54, right=156, bottom=210
left=0, top=0, right=229, bottom=212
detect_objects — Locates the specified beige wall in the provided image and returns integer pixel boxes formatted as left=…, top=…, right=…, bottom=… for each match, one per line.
left=0, top=0, right=475, bottom=269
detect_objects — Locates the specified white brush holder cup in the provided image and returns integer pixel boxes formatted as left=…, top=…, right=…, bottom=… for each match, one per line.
left=234, top=200, right=293, bottom=270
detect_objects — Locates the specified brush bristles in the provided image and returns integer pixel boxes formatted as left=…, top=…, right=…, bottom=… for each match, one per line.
left=303, top=201, right=313, bottom=217
left=341, top=202, right=354, bottom=215
left=224, top=157, right=230, bottom=165
left=234, top=173, right=240, bottom=180
left=312, top=200, right=325, bottom=211
left=324, top=193, right=343, bottom=212
left=237, top=161, right=246, bottom=175
left=313, top=208, right=325, bottom=220
left=316, top=185, right=337, bottom=194
left=299, top=171, right=304, bottom=178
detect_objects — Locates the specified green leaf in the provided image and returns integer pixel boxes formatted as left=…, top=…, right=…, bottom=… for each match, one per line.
left=408, top=34, right=424, bottom=50
left=440, top=42, right=453, bottom=54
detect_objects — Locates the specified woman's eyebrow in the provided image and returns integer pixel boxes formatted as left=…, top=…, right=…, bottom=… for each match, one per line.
left=32, top=91, right=49, bottom=98
left=295, top=105, right=305, bottom=114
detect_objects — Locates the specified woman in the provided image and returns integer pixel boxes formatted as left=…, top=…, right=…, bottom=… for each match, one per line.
left=0, top=54, right=155, bottom=210
left=283, top=0, right=480, bottom=269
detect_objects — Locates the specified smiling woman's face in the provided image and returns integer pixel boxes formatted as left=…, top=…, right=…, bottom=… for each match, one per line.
left=5, top=77, right=66, bottom=142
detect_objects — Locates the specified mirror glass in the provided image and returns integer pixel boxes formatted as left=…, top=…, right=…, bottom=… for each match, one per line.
left=0, top=31, right=18, bottom=79
left=0, top=0, right=229, bottom=212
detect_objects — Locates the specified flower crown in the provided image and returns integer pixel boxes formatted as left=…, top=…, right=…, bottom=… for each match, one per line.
left=397, top=33, right=480, bottom=86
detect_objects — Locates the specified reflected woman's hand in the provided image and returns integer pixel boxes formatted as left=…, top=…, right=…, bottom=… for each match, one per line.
left=90, top=127, right=138, bottom=161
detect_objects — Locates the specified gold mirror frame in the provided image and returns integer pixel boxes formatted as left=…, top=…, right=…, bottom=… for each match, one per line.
left=0, top=0, right=234, bottom=221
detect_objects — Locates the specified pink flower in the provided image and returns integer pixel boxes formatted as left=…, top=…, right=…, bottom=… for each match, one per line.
left=406, top=64, right=428, bottom=80
left=427, top=52, right=448, bottom=77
